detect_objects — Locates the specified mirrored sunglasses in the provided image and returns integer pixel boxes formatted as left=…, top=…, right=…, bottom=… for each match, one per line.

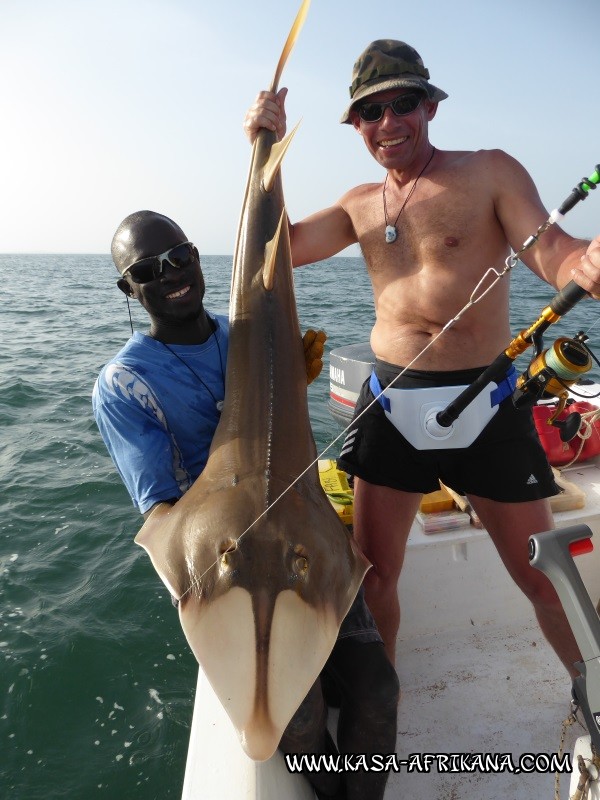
left=123, top=242, right=197, bottom=284
left=357, top=92, right=424, bottom=123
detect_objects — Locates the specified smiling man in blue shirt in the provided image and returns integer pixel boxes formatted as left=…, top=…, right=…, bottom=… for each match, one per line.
left=93, top=209, right=400, bottom=800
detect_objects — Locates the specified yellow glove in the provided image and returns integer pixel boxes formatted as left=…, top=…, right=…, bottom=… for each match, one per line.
left=302, top=329, right=326, bottom=385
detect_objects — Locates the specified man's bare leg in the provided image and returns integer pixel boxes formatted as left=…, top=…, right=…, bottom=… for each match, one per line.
left=353, top=478, right=422, bottom=664
left=469, top=494, right=581, bottom=678
left=354, top=479, right=581, bottom=677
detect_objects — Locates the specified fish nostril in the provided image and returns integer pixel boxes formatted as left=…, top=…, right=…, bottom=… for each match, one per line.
left=219, top=538, right=238, bottom=555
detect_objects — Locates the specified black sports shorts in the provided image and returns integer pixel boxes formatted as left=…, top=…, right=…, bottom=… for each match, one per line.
left=337, top=360, right=560, bottom=503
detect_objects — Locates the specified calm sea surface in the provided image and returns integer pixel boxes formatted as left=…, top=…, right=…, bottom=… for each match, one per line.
left=1, top=254, right=599, bottom=799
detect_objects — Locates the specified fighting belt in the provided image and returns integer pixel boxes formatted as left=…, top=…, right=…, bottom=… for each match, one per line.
left=369, top=366, right=517, bottom=450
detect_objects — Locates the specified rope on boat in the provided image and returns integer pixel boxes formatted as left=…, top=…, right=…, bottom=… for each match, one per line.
left=554, top=702, right=600, bottom=800
left=567, top=748, right=600, bottom=800
left=556, top=707, right=578, bottom=800
left=559, top=407, right=600, bottom=470
left=570, top=755, right=592, bottom=800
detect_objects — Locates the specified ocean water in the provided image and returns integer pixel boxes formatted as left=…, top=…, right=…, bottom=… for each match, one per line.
left=1, top=253, right=599, bottom=800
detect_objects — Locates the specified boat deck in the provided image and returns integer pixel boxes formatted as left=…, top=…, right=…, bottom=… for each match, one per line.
left=183, top=458, right=600, bottom=800
left=385, top=458, right=600, bottom=799
left=379, top=620, right=579, bottom=799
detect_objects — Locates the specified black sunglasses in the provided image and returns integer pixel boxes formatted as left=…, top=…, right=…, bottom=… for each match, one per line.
left=357, top=92, right=424, bottom=123
left=122, top=242, right=197, bottom=284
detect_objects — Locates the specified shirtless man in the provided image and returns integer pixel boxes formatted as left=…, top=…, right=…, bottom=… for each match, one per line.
left=244, top=39, right=600, bottom=673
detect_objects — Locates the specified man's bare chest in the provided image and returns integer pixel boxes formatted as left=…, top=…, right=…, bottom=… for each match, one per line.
left=351, top=181, right=503, bottom=273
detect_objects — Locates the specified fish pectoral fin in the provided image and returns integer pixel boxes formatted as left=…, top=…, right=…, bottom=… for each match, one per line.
left=263, top=208, right=290, bottom=290
left=134, top=504, right=184, bottom=600
left=261, top=120, right=301, bottom=194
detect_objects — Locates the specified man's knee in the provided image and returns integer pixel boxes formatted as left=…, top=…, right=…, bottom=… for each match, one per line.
left=518, top=570, right=563, bottom=610
left=363, top=564, right=399, bottom=594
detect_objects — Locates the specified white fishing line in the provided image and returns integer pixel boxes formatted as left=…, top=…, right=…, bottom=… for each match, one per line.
left=179, top=262, right=512, bottom=601
left=583, top=314, right=600, bottom=338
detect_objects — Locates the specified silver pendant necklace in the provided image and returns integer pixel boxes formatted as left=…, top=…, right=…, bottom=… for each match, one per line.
left=383, top=147, right=436, bottom=244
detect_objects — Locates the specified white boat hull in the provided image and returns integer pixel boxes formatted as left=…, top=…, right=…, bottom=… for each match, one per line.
left=181, top=666, right=316, bottom=800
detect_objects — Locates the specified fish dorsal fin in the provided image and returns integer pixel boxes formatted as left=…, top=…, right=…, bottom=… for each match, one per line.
left=263, top=209, right=288, bottom=290
left=269, top=0, right=311, bottom=93
left=262, top=121, right=301, bottom=194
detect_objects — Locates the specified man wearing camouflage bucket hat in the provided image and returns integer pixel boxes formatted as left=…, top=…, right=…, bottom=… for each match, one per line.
left=339, top=39, right=448, bottom=124
left=245, top=38, right=600, bottom=692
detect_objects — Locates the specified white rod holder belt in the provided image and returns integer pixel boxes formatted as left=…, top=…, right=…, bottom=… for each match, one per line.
left=529, top=525, right=600, bottom=750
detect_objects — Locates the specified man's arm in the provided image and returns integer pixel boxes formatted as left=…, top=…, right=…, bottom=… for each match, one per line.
left=289, top=202, right=358, bottom=266
left=92, top=369, right=187, bottom=516
left=491, top=149, right=600, bottom=296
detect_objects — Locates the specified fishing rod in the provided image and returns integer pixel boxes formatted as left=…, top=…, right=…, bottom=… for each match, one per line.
left=432, top=164, right=600, bottom=440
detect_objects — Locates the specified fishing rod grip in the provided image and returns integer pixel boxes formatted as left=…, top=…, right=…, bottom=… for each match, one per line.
left=435, top=353, right=514, bottom=428
left=549, top=280, right=589, bottom=317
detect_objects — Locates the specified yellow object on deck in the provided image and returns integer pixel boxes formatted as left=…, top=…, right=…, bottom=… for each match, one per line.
left=419, top=485, right=454, bottom=514
left=318, top=460, right=354, bottom=526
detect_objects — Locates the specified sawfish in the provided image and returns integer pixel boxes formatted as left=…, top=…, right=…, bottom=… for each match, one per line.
left=135, top=0, right=369, bottom=762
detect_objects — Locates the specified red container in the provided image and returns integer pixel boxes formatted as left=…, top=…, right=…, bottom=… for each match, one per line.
left=533, top=402, right=600, bottom=465
left=569, top=401, right=600, bottom=461
left=533, top=405, right=577, bottom=466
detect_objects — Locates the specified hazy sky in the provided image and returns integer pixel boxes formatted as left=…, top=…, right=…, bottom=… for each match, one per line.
left=1, top=0, right=598, bottom=254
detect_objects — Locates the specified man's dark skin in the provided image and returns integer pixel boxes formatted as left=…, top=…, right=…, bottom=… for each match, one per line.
left=113, top=211, right=212, bottom=346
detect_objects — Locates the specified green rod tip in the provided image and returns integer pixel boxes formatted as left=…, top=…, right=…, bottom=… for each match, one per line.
left=581, top=169, right=600, bottom=193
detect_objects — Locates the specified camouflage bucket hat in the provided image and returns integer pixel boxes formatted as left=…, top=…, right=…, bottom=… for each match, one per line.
left=340, top=39, right=448, bottom=124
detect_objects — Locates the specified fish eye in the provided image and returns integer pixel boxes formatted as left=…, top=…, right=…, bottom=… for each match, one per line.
left=292, top=544, right=309, bottom=576
left=293, top=556, right=309, bottom=575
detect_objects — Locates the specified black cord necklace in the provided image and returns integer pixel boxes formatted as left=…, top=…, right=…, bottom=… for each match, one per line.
left=383, top=146, right=436, bottom=243
left=154, top=321, right=226, bottom=412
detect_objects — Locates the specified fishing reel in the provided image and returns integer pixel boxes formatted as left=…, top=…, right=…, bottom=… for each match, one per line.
left=513, top=331, right=593, bottom=441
